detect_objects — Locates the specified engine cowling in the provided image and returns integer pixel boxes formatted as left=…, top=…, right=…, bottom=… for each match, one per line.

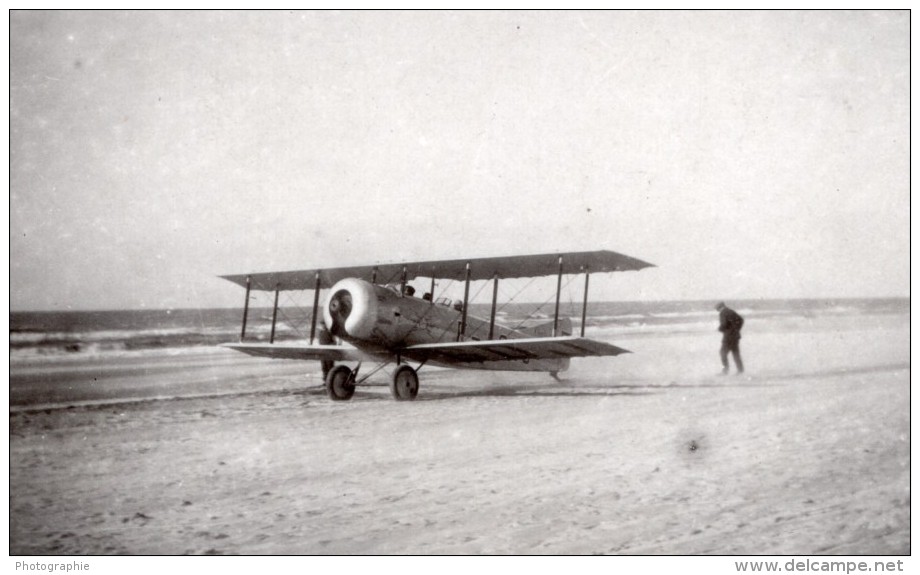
left=323, top=278, right=379, bottom=340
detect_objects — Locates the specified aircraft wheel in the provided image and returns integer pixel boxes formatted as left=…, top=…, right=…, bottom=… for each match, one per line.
left=390, top=365, right=419, bottom=401
left=325, top=365, right=355, bottom=401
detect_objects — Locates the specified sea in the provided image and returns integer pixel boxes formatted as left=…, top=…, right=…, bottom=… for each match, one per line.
left=9, top=298, right=909, bottom=363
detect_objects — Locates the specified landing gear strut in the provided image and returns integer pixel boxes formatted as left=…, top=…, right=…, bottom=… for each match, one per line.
left=318, top=328, right=336, bottom=381
left=390, top=364, right=419, bottom=401
left=325, top=365, right=356, bottom=401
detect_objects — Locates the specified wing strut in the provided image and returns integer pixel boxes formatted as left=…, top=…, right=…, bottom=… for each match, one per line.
left=488, top=273, right=499, bottom=339
left=581, top=267, right=590, bottom=337
left=270, top=289, right=280, bottom=343
left=240, top=275, right=252, bottom=342
left=459, top=262, right=471, bottom=341
left=309, top=272, right=321, bottom=344
left=552, top=256, right=563, bottom=337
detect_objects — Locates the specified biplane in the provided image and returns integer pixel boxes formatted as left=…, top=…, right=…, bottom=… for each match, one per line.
left=220, top=250, right=653, bottom=401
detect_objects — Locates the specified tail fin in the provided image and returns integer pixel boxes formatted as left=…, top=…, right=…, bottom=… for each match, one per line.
left=519, top=317, right=573, bottom=338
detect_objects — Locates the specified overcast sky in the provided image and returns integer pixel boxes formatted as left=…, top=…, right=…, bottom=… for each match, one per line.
left=10, top=11, right=910, bottom=311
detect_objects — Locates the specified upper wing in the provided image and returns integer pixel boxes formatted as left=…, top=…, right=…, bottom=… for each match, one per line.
left=221, top=250, right=654, bottom=291
left=220, top=342, right=372, bottom=362
left=401, top=336, right=631, bottom=365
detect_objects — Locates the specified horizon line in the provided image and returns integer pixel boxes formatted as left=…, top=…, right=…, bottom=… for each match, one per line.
left=9, top=295, right=911, bottom=315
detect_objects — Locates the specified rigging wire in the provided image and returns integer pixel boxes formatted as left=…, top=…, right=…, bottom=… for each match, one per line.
left=507, top=274, right=580, bottom=332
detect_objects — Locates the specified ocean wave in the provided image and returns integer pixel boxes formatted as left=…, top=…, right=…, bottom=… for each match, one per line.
left=11, top=326, right=225, bottom=344
left=11, top=326, right=236, bottom=348
left=588, top=321, right=713, bottom=338
left=9, top=341, right=234, bottom=363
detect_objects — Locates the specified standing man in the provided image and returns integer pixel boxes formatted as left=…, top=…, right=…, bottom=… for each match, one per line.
left=716, top=302, right=744, bottom=375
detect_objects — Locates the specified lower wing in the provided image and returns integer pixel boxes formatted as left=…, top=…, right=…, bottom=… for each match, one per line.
left=401, top=336, right=630, bottom=365
left=222, top=336, right=629, bottom=365
left=220, top=343, right=370, bottom=362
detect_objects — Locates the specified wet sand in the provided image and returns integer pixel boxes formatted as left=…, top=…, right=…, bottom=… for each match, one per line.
left=9, top=313, right=910, bottom=554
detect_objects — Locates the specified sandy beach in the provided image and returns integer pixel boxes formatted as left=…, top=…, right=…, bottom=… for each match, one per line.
left=9, top=311, right=909, bottom=555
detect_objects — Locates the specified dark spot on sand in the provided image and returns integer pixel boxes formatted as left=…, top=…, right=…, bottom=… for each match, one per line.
left=124, top=512, right=152, bottom=525
left=182, top=500, right=193, bottom=506
left=681, top=433, right=706, bottom=455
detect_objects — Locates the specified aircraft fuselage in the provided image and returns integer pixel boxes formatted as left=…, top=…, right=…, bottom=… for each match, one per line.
left=323, top=278, right=569, bottom=372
